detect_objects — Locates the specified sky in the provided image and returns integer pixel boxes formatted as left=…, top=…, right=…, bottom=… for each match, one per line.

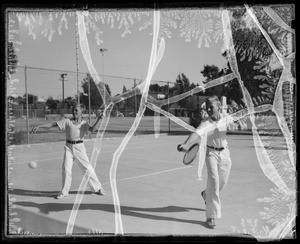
left=9, top=9, right=228, bottom=100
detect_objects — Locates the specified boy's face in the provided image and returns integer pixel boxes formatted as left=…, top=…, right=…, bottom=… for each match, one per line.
left=206, top=100, right=220, bottom=120
left=73, top=106, right=82, bottom=119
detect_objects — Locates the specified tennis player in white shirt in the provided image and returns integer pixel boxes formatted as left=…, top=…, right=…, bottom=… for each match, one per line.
left=32, top=104, right=106, bottom=199
left=178, top=95, right=234, bottom=229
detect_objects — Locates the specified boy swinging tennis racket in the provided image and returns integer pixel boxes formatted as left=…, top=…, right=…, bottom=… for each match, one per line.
left=177, top=96, right=234, bottom=229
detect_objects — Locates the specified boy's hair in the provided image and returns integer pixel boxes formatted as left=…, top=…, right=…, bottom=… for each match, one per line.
left=72, top=103, right=84, bottom=110
left=205, top=95, right=221, bottom=107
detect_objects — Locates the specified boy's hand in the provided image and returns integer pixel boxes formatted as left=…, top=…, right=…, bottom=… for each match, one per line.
left=96, top=109, right=103, bottom=118
left=177, top=144, right=184, bottom=152
left=177, top=144, right=182, bottom=152
left=30, top=126, right=38, bottom=134
left=177, top=144, right=189, bottom=152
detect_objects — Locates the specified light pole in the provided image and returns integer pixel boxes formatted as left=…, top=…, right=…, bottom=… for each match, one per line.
left=99, top=48, right=107, bottom=106
left=75, top=14, right=80, bottom=104
left=59, top=73, right=68, bottom=116
left=99, top=48, right=108, bottom=81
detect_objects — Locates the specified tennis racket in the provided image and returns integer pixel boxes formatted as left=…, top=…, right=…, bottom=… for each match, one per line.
left=182, top=143, right=200, bottom=165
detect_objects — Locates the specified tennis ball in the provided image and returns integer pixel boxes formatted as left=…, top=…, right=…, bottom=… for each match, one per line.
left=28, top=161, right=37, bottom=169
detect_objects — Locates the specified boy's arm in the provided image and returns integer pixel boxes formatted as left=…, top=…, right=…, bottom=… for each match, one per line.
left=31, top=122, right=58, bottom=133
left=178, top=132, right=200, bottom=151
left=177, top=120, right=207, bottom=152
left=89, top=110, right=103, bottom=132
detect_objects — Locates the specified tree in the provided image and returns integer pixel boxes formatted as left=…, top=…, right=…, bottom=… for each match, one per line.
left=65, top=97, right=77, bottom=109
left=46, top=96, right=60, bottom=109
left=24, top=94, right=38, bottom=107
left=175, top=73, right=191, bottom=95
left=8, top=42, right=18, bottom=75
left=229, top=8, right=283, bottom=106
left=120, top=84, right=141, bottom=116
left=201, top=65, right=220, bottom=81
left=200, top=64, right=225, bottom=97
left=80, top=73, right=112, bottom=110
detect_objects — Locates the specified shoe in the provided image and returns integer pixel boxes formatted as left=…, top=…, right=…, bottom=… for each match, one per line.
left=94, top=188, right=106, bottom=196
left=201, top=191, right=206, bottom=205
left=55, top=193, right=68, bottom=199
left=206, top=218, right=216, bottom=229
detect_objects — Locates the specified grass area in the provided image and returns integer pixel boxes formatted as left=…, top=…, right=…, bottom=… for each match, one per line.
left=9, top=116, right=191, bottom=145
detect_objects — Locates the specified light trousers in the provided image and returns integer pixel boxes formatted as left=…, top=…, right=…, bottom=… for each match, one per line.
left=203, top=147, right=232, bottom=219
left=60, top=143, right=102, bottom=196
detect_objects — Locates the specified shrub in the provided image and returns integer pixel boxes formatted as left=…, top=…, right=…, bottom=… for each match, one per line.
left=9, top=129, right=27, bottom=145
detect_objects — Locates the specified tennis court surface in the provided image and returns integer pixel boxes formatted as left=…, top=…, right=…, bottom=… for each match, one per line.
left=8, top=133, right=282, bottom=238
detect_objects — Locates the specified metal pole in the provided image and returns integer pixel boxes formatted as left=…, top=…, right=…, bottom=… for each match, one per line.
left=167, top=81, right=170, bottom=133
left=99, top=48, right=107, bottom=104
left=25, top=65, right=29, bottom=144
left=60, top=73, right=67, bottom=116
left=99, top=48, right=107, bottom=81
left=75, top=14, right=80, bottom=104
left=134, top=78, right=137, bottom=116
left=88, top=78, right=91, bottom=124
left=62, top=77, right=64, bottom=106
left=62, top=75, right=64, bottom=116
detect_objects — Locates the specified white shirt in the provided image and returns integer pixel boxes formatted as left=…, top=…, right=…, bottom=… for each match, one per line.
left=195, top=113, right=234, bottom=180
left=196, top=114, right=234, bottom=148
left=56, top=118, right=90, bottom=141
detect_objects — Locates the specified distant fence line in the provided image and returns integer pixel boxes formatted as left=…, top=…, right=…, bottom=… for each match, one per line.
left=10, top=107, right=190, bottom=119
left=10, top=108, right=115, bottom=119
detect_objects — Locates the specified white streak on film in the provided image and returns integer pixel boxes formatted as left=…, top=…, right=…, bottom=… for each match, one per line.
left=263, top=7, right=295, bottom=34
left=222, top=10, right=292, bottom=193
left=66, top=11, right=114, bottom=235
left=154, top=110, right=161, bottom=138
left=245, top=6, right=296, bottom=170
left=110, top=10, right=165, bottom=235
left=75, top=11, right=110, bottom=105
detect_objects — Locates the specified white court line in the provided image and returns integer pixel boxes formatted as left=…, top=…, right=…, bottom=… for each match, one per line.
left=102, top=165, right=193, bottom=185
left=10, top=142, right=178, bottom=165
left=230, top=169, right=266, bottom=176
left=120, top=155, right=178, bottom=165
left=104, top=165, right=268, bottom=184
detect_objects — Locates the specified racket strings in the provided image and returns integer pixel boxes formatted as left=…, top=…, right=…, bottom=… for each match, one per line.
left=183, top=144, right=200, bottom=165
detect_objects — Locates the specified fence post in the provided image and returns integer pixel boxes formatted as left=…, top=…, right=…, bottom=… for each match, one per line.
left=134, top=78, right=137, bottom=116
left=167, top=81, right=170, bottom=133
left=25, top=65, right=29, bottom=144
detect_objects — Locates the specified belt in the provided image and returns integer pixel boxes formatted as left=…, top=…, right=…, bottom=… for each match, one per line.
left=207, top=145, right=225, bottom=151
left=66, top=140, right=83, bottom=144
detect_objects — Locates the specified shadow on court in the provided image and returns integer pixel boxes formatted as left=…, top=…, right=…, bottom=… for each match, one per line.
left=14, top=201, right=207, bottom=228
left=8, top=134, right=279, bottom=235
left=9, top=188, right=94, bottom=198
